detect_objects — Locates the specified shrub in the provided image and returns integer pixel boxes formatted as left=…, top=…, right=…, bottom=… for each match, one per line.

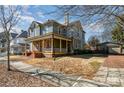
left=74, top=49, right=93, bottom=54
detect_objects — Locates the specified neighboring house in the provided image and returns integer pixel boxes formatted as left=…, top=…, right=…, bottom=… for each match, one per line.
left=0, top=31, right=29, bottom=55
left=10, top=30, right=29, bottom=55
left=26, top=14, right=85, bottom=58
left=0, top=32, right=6, bottom=54
left=96, top=42, right=123, bottom=54
left=0, top=32, right=18, bottom=55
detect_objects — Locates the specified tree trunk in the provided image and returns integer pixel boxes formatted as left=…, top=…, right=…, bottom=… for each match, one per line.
left=7, top=33, right=10, bottom=71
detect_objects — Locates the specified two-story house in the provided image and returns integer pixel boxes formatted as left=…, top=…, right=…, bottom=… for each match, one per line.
left=26, top=14, right=85, bottom=58
left=0, top=32, right=18, bottom=56
left=0, top=30, right=29, bottom=56
left=10, top=30, right=29, bottom=55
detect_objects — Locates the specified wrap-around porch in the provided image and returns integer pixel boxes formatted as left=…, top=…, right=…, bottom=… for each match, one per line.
left=26, top=33, right=72, bottom=58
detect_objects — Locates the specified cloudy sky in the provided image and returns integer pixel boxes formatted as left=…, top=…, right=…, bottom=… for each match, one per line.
left=8, top=5, right=104, bottom=42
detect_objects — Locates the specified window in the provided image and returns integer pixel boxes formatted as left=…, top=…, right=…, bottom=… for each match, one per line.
left=61, top=28, right=66, bottom=36
left=34, top=27, right=40, bottom=36
left=2, top=43, right=4, bottom=47
left=58, top=27, right=61, bottom=34
left=77, top=32, right=79, bottom=37
left=44, top=39, right=51, bottom=48
left=43, top=25, right=53, bottom=35
left=40, top=28, right=42, bottom=35
left=30, top=29, right=34, bottom=37
left=61, top=40, right=66, bottom=48
left=42, top=28, right=46, bottom=35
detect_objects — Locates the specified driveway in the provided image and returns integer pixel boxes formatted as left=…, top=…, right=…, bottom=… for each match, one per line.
left=93, top=55, right=124, bottom=87
left=103, top=55, right=124, bottom=68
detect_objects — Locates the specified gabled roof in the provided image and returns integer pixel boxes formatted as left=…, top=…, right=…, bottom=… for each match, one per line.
left=11, top=43, right=30, bottom=47
left=69, top=20, right=80, bottom=25
left=10, top=33, right=18, bottom=39
left=0, top=32, right=18, bottom=39
left=43, top=20, right=66, bottom=27
left=16, top=31, right=28, bottom=38
left=68, top=20, right=85, bottom=33
left=32, top=21, right=42, bottom=25
left=29, top=19, right=85, bottom=33
left=28, top=21, right=43, bottom=31
left=97, top=42, right=123, bottom=46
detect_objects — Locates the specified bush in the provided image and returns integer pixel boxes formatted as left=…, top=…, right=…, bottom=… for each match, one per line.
left=74, top=49, right=93, bottom=54
left=74, top=49, right=104, bottom=55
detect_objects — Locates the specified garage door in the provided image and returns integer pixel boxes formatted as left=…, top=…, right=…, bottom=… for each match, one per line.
left=109, top=47, right=121, bottom=54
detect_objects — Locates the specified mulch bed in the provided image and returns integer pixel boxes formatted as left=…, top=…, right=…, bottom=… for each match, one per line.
left=0, top=64, right=54, bottom=87
left=24, top=57, right=102, bottom=79
left=103, top=55, right=124, bottom=68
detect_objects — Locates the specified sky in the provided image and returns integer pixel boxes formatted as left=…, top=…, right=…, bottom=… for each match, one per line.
left=9, top=5, right=104, bottom=42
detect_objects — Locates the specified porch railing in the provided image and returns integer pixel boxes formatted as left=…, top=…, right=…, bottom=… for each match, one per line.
left=54, top=48, right=66, bottom=53
left=30, top=48, right=67, bottom=53
left=42, top=48, right=51, bottom=52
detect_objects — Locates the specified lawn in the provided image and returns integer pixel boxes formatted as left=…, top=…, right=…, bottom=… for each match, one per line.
left=24, top=55, right=106, bottom=79
left=0, top=64, right=54, bottom=87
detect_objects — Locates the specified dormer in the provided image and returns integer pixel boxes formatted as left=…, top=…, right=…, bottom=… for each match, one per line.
left=28, top=21, right=42, bottom=37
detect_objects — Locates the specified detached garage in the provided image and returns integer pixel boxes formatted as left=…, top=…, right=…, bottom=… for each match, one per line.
left=97, top=42, right=123, bottom=54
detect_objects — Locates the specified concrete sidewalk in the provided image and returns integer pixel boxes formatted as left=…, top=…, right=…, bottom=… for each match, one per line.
left=93, top=66, right=124, bottom=87
left=10, top=61, right=110, bottom=87
left=0, top=57, right=6, bottom=64
left=93, top=55, right=124, bottom=87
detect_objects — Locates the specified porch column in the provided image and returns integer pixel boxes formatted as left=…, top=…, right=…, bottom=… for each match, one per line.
left=66, top=40, right=68, bottom=53
left=39, top=41, right=40, bottom=51
left=60, top=39, right=62, bottom=52
left=32, top=51, right=35, bottom=58
left=32, top=41, right=34, bottom=50
left=42, top=40, right=45, bottom=52
left=51, top=38, right=53, bottom=52
left=25, top=43, right=27, bottom=56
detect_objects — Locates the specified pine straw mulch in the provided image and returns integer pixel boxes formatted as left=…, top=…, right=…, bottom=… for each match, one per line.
left=24, top=56, right=102, bottom=79
left=0, top=64, right=54, bottom=87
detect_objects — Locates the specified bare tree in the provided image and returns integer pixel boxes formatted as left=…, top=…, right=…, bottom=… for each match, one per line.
left=0, top=5, right=21, bottom=71
left=88, top=35, right=100, bottom=48
left=52, top=6, right=124, bottom=24
left=44, top=6, right=124, bottom=41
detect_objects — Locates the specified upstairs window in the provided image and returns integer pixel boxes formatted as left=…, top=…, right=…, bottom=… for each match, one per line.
left=30, top=29, right=34, bottom=37
left=2, top=43, right=4, bottom=47
left=58, top=27, right=61, bottom=34
left=34, top=27, right=40, bottom=36
left=43, top=25, right=53, bottom=35
left=61, top=28, right=66, bottom=36
left=77, top=32, right=79, bottom=37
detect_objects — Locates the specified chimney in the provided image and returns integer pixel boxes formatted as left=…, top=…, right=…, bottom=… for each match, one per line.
left=64, top=13, right=69, bottom=25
